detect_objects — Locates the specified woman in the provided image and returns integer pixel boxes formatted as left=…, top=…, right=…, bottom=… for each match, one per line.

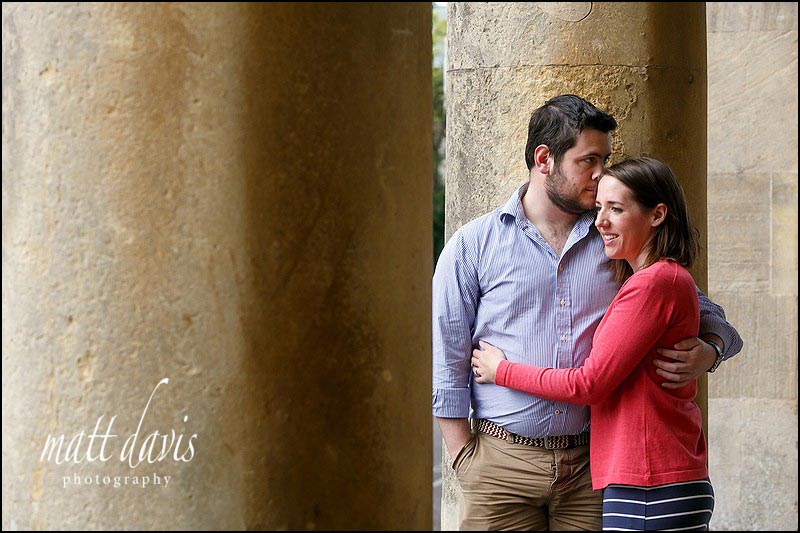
left=471, top=157, right=715, bottom=531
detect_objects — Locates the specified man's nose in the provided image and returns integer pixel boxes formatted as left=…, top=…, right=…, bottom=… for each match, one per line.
left=592, top=163, right=605, bottom=181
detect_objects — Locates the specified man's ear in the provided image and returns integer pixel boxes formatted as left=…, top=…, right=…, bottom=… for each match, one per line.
left=651, top=203, right=668, bottom=227
left=533, top=144, right=552, bottom=174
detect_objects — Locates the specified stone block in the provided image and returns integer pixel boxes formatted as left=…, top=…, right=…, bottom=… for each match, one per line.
left=707, top=2, right=798, bottom=32
left=708, top=30, right=798, bottom=174
left=709, top=398, right=798, bottom=531
left=708, top=292, right=798, bottom=400
left=708, top=173, right=771, bottom=293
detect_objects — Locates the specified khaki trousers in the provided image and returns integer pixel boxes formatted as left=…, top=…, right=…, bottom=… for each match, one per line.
left=452, top=432, right=602, bottom=531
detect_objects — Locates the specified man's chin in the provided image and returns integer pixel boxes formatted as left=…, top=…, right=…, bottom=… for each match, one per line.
left=546, top=190, right=595, bottom=215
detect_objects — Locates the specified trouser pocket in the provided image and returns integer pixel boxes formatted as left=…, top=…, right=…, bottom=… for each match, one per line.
left=451, top=435, right=478, bottom=477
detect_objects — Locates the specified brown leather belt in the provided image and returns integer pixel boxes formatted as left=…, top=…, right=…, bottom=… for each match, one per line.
left=474, top=418, right=589, bottom=449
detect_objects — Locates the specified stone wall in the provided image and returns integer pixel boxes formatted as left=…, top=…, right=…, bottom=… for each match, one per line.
left=706, top=3, right=798, bottom=531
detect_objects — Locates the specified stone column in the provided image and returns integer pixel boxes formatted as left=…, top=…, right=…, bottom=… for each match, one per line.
left=443, top=3, right=707, bottom=528
left=2, top=3, right=432, bottom=530
left=706, top=3, right=798, bottom=530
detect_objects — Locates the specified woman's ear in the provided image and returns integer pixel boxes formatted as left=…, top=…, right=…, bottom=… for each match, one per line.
left=651, top=203, right=668, bottom=227
left=533, top=144, right=552, bottom=174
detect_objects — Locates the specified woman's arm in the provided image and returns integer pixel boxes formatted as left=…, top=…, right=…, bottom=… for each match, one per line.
left=652, top=289, right=743, bottom=388
left=472, top=270, right=685, bottom=405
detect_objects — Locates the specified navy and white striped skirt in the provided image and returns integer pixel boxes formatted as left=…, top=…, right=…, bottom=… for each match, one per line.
left=602, top=478, right=715, bottom=531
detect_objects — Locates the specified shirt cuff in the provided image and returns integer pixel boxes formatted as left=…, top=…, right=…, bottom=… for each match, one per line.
left=432, top=387, right=471, bottom=418
left=700, top=315, right=743, bottom=359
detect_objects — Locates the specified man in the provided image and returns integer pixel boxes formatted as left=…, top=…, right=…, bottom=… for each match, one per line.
left=432, top=94, right=742, bottom=530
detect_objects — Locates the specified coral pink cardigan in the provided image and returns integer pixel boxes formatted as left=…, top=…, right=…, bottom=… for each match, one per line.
left=496, top=260, right=707, bottom=489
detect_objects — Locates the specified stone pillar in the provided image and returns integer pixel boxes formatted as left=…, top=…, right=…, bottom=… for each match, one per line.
left=2, top=3, right=432, bottom=530
left=443, top=3, right=707, bottom=528
left=706, top=3, right=798, bottom=530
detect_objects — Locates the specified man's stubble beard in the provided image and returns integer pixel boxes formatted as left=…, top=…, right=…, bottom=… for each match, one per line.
left=544, top=165, right=594, bottom=216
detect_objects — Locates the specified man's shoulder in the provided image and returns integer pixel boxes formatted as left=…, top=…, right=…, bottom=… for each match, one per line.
left=436, top=208, right=507, bottom=274
left=449, top=207, right=507, bottom=244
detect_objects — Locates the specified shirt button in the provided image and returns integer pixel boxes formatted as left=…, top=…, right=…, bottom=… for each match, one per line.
left=560, top=299, right=566, bottom=306
left=555, top=410, right=562, bottom=415
left=560, top=334, right=567, bottom=341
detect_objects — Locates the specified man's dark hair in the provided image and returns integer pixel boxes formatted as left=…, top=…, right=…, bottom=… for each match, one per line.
left=525, top=94, right=617, bottom=171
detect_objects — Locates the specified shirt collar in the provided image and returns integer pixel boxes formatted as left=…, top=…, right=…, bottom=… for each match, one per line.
left=499, top=182, right=530, bottom=224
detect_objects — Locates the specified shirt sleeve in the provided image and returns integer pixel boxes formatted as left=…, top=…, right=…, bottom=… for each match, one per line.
left=696, top=287, right=744, bottom=360
left=432, top=229, right=479, bottom=418
left=495, top=271, right=679, bottom=405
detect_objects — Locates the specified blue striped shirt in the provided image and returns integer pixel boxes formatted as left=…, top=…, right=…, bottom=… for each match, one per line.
left=432, top=182, right=743, bottom=438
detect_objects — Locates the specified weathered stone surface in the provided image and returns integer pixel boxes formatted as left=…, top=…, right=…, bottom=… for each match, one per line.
left=709, top=398, right=799, bottom=531
left=707, top=2, right=798, bottom=32
left=439, top=443, right=461, bottom=532
left=707, top=3, right=798, bottom=530
left=771, top=172, right=798, bottom=296
left=708, top=292, right=798, bottom=400
left=708, top=29, right=798, bottom=174
left=707, top=173, right=772, bottom=293
left=447, top=2, right=707, bottom=71
left=3, top=3, right=432, bottom=530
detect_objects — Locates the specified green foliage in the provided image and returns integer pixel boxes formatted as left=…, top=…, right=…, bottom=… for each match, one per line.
left=432, top=4, right=446, bottom=264
left=432, top=7, right=446, bottom=125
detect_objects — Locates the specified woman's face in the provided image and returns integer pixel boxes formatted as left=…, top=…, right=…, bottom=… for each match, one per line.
left=594, top=175, right=659, bottom=272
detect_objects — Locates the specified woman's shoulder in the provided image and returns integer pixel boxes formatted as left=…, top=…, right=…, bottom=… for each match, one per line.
left=627, top=260, right=694, bottom=291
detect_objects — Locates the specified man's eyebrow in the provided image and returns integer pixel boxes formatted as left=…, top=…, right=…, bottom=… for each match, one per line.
left=582, top=151, right=611, bottom=159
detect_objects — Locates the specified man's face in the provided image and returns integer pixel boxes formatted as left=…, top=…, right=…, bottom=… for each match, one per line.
left=544, top=129, right=612, bottom=215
